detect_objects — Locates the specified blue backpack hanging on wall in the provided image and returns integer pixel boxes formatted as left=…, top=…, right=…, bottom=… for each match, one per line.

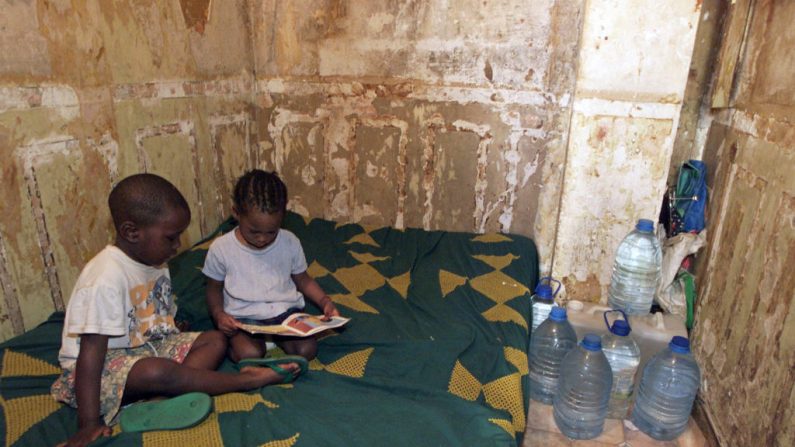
left=673, top=160, right=707, bottom=234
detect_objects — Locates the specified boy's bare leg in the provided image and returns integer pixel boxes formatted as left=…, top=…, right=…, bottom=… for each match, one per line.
left=228, top=332, right=268, bottom=363
left=122, top=358, right=299, bottom=404
left=277, top=337, right=317, bottom=361
left=181, top=331, right=227, bottom=369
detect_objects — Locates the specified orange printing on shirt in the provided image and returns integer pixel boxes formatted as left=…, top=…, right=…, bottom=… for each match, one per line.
left=127, top=276, right=177, bottom=346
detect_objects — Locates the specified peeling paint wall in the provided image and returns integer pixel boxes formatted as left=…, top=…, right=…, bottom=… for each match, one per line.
left=249, top=0, right=583, bottom=274
left=0, top=0, right=702, bottom=345
left=551, top=0, right=701, bottom=301
left=691, top=1, right=795, bottom=445
left=0, top=0, right=256, bottom=339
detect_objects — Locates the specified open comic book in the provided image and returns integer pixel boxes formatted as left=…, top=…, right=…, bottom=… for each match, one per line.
left=239, top=313, right=350, bottom=337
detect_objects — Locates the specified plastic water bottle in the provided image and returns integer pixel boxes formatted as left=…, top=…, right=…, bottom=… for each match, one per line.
left=528, top=306, right=577, bottom=404
left=602, top=310, right=640, bottom=419
left=607, top=219, right=662, bottom=315
left=553, top=334, right=613, bottom=440
left=530, top=276, right=561, bottom=335
left=631, top=336, right=701, bottom=441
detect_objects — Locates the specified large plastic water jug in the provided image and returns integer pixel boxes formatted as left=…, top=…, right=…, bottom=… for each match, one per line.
left=528, top=306, right=577, bottom=404
left=553, top=334, right=613, bottom=440
left=565, top=300, right=687, bottom=374
left=602, top=310, right=641, bottom=419
left=530, top=276, right=561, bottom=335
left=631, top=336, right=701, bottom=441
left=607, top=219, right=662, bottom=315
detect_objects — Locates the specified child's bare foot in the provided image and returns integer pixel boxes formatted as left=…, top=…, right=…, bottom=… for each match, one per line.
left=239, top=362, right=301, bottom=386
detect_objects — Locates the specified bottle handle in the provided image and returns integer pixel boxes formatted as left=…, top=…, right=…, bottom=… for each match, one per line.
left=538, top=276, right=562, bottom=297
left=603, top=309, right=631, bottom=332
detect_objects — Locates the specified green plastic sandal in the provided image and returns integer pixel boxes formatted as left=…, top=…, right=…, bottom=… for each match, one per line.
left=120, top=392, right=212, bottom=432
left=237, top=355, right=309, bottom=384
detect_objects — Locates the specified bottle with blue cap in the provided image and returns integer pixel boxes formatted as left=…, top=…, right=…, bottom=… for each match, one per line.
left=631, top=336, right=701, bottom=440
left=553, top=333, right=613, bottom=439
left=602, top=310, right=641, bottom=419
left=607, top=218, right=662, bottom=315
left=528, top=306, right=577, bottom=404
left=530, top=276, right=562, bottom=335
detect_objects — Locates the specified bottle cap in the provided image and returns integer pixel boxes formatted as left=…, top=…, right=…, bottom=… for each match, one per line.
left=669, top=336, right=691, bottom=354
left=548, top=306, right=567, bottom=322
left=636, top=219, right=654, bottom=232
left=610, top=319, right=631, bottom=336
left=582, top=334, right=602, bottom=351
left=534, top=284, right=554, bottom=300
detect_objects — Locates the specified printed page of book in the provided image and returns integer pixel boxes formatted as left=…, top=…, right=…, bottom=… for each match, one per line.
left=238, top=322, right=299, bottom=336
left=239, top=313, right=350, bottom=337
left=282, top=314, right=350, bottom=336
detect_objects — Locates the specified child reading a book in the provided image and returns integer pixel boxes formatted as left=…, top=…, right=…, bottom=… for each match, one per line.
left=203, top=170, right=340, bottom=364
left=51, top=174, right=301, bottom=447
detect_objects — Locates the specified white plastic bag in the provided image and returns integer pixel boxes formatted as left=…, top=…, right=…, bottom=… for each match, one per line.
left=655, top=231, right=706, bottom=316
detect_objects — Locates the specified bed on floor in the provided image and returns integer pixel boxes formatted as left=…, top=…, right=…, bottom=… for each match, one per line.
left=0, top=212, right=538, bottom=446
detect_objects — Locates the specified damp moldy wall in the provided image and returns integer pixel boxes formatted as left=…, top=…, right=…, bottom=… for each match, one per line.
left=0, top=1, right=701, bottom=348
left=0, top=0, right=256, bottom=339
left=690, top=0, right=795, bottom=445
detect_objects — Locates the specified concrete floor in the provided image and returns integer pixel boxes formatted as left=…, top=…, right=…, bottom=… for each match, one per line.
left=523, top=401, right=707, bottom=447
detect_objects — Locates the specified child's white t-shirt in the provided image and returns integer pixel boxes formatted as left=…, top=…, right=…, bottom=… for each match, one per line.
left=58, top=245, right=179, bottom=369
left=202, top=228, right=308, bottom=320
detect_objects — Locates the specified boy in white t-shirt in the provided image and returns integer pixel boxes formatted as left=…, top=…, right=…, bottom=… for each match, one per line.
left=51, top=174, right=301, bottom=447
left=203, top=170, right=340, bottom=363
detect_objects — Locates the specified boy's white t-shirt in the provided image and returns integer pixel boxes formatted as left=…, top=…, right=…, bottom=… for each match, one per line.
left=202, top=228, right=308, bottom=320
left=58, top=245, right=179, bottom=369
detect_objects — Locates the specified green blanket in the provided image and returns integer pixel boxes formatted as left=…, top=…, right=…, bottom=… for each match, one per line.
left=0, top=213, right=538, bottom=446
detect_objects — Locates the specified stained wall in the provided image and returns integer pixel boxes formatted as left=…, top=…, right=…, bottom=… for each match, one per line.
left=551, top=0, right=701, bottom=300
left=248, top=0, right=582, bottom=271
left=0, top=0, right=701, bottom=349
left=691, top=1, right=795, bottom=445
left=0, top=0, right=257, bottom=338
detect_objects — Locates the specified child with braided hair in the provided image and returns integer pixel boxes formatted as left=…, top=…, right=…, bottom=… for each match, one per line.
left=203, top=170, right=339, bottom=373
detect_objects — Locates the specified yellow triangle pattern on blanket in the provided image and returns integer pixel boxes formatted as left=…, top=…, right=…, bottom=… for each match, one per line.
left=470, top=270, right=529, bottom=304
left=330, top=293, right=379, bottom=314
left=332, top=263, right=385, bottom=297
left=344, top=233, right=380, bottom=247
left=260, top=433, right=300, bottom=447
left=143, top=412, right=222, bottom=446
left=472, top=253, right=519, bottom=271
left=488, top=418, right=516, bottom=437
left=214, top=392, right=278, bottom=412
left=349, top=251, right=389, bottom=265
left=482, top=304, right=528, bottom=329
left=439, top=270, right=467, bottom=297
left=2, top=394, right=62, bottom=446
left=324, top=348, right=373, bottom=378
left=447, top=360, right=482, bottom=401
left=471, top=233, right=513, bottom=243
left=482, top=372, right=525, bottom=433
left=503, top=346, right=529, bottom=375
left=1, top=350, right=61, bottom=377
left=306, top=260, right=330, bottom=279
left=387, top=271, right=411, bottom=298
left=308, top=358, right=325, bottom=371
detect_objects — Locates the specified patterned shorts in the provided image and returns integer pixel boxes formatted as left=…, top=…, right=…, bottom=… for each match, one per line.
left=50, top=331, right=200, bottom=426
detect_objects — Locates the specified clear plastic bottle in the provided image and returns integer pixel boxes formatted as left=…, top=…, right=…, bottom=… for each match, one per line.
left=528, top=306, right=577, bottom=404
left=607, top=219, right=662, bottom=315
left=631, top=336, right=701, bottom=441
left=530, top=276, right=562, bottom=335
left=553, top=333, right=613, bottom=440
left=602, top=310, right=640, bottom=419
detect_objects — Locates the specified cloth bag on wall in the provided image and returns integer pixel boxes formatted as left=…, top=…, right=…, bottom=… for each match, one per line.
left=672, top=160, right=707, bottom=235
